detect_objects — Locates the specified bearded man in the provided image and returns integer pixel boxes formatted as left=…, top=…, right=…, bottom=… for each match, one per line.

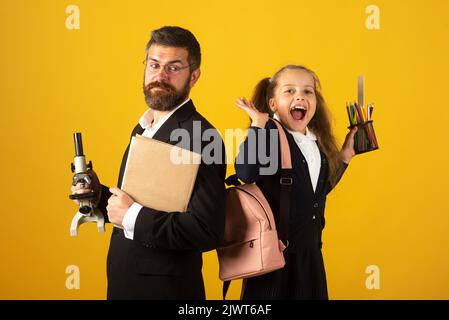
left=71, top=26, right=226, bottom=299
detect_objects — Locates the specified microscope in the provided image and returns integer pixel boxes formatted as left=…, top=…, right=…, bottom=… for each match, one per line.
left=68, top=132, right=105, bottom=236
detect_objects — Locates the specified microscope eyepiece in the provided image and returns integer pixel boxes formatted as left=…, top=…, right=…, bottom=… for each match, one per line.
left=74, top=132, right=84, bottom=156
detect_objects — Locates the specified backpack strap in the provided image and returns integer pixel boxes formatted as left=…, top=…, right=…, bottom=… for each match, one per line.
left=271, top=119, right=292, bottom=248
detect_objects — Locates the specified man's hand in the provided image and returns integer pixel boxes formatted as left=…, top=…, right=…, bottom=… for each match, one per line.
left=70, top=169, right=101, bottom=205
left=106, top=187, right=135, bottom=228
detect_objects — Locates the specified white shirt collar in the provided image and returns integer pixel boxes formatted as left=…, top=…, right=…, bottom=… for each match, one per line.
left=139, top=98, right=191, bottom=131
left=287, top=127, right=317, bottom=143
left=273, top=113, right=317, bottom=142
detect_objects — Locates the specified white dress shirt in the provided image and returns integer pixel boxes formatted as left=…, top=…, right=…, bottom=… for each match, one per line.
left=121, top=98, right=191, bottom=240
left=273, top=114, right=321, bottom=192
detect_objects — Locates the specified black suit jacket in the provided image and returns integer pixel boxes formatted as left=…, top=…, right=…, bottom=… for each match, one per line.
left=97, top=100, right=226, bottom=299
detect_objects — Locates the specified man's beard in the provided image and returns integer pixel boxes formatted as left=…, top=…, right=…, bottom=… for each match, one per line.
left=143, top=79, right=190, bottom=111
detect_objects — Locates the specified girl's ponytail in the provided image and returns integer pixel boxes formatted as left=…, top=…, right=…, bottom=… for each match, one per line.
left=251, top=77, right=274, bottom=116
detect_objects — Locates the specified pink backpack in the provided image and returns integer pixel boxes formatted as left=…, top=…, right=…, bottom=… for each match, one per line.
left=217, top=119, right=293, bottom=298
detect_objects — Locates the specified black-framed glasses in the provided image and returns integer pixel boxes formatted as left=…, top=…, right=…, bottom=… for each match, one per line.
left=143, top=59, right=193, bottom=75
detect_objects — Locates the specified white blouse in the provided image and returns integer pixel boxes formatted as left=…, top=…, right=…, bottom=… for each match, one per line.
left=274, top=114, right=321, bottom=192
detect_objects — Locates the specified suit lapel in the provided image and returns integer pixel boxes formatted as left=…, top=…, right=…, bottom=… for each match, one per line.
left=117, top=123, right=144, bottom=187
left=134, top=124, right=145, bottom=136
left=151, top=100, right=196, bottom=144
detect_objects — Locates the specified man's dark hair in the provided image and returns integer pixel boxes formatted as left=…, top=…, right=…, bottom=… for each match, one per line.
left=146, top=26, right=201, bottom=71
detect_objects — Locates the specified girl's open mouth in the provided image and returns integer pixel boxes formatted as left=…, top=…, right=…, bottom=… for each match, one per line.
left=290, top=106, right=307, bottom=121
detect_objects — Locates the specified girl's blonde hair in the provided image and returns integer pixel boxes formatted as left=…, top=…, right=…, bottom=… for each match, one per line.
left=251, top=65, right=341, bottom=187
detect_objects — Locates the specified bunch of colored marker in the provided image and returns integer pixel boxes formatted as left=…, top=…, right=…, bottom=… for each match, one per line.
left=346, top=102, right=374, bottom=125
left=346, top=102, right=379, bottom=154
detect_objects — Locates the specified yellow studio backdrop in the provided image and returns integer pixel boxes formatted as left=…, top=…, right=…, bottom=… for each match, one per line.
left=0, top=0, right=448, bottom=300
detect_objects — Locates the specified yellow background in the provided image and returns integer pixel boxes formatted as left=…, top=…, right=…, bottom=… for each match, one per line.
left=1, top=0, right=448, bottom=299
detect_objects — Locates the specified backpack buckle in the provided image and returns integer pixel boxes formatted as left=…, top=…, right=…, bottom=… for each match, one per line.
left=280, top=177, right=292, bottom=185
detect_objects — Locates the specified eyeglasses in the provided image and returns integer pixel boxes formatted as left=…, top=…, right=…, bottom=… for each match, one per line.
left=143, top=59, right=193, bottom=75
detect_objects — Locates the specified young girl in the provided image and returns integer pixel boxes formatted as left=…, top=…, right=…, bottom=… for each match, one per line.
left=234, top=65, right=357, bottom=300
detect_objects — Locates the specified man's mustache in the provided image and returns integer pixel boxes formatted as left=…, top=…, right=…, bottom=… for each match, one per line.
left=144, top=81, right=176, bottom=93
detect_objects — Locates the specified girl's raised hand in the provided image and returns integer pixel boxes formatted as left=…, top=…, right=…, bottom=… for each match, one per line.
left=234, top=97, right=269, bottom=128
left=340, top=126, right=358, bottom=164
